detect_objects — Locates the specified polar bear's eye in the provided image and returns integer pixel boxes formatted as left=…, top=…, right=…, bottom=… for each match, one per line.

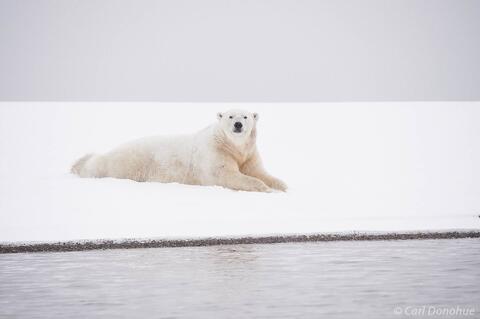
left=229, top=116, right=233, bottom=119
left=244, top=116, right=247, bottom=119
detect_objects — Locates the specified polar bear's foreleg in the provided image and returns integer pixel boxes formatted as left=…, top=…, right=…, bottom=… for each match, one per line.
left=241, top=154, right=287, bottom=192
left=217, top=169, right=271, bottom=192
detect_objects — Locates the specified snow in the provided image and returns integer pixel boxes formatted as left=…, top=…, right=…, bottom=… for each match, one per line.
left=1, top=102, right=479, bottom=243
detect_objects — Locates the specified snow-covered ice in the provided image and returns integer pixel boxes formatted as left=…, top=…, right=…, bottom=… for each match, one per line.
left=0, top=102, right=479, bottom=243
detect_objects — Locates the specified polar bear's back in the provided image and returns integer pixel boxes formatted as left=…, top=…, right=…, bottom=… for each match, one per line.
left=72, top=124, right=218, bottom=184
left=73, top=134, right=199, bottom=183
left=105, top=134, right=197, bottom=182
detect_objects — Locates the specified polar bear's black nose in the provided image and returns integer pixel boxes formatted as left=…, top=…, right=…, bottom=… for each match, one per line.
left=234, top=122, right=243, bottom=129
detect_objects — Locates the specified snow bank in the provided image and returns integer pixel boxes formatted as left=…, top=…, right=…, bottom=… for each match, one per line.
left=0, top=102, right=479, bottom=243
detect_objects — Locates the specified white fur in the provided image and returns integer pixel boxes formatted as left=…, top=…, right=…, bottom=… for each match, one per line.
left=71, top=109, right=287, bottom=192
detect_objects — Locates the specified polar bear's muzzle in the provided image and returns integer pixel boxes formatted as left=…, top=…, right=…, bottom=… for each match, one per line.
left=233, top=122, right=243, bottom=133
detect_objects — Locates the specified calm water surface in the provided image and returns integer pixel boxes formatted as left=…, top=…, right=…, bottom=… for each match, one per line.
left=1, top=239, right=479, bottom=318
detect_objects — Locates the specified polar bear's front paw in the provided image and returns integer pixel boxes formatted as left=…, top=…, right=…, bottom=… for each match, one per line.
left=220, top=173, right=272, bottom=192
left=248, top=179, right=272, bottom=193
left=266, top=177, right=288, bottom=192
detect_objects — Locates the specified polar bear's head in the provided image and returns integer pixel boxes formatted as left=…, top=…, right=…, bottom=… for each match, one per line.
left=217, top=109, right=258, bottom=143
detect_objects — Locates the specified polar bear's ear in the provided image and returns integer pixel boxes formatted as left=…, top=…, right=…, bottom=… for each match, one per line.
left=217, top=112, right=223, bottom=121
left=253, top=113, right=259, bottom=121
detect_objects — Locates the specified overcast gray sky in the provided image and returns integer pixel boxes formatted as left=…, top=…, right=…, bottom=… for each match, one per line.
left=0, top=0, right=479, bottom=101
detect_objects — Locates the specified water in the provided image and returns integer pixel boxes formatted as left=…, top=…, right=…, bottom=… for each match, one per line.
left=1, top=239, right=479, bottom=318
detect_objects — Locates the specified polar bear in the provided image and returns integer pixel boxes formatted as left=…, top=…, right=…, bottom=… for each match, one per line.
left=71, top=109, right=287, bottom=192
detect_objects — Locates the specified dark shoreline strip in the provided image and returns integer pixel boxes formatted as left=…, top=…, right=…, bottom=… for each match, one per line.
left=1, top=231, right=479, bottom=254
